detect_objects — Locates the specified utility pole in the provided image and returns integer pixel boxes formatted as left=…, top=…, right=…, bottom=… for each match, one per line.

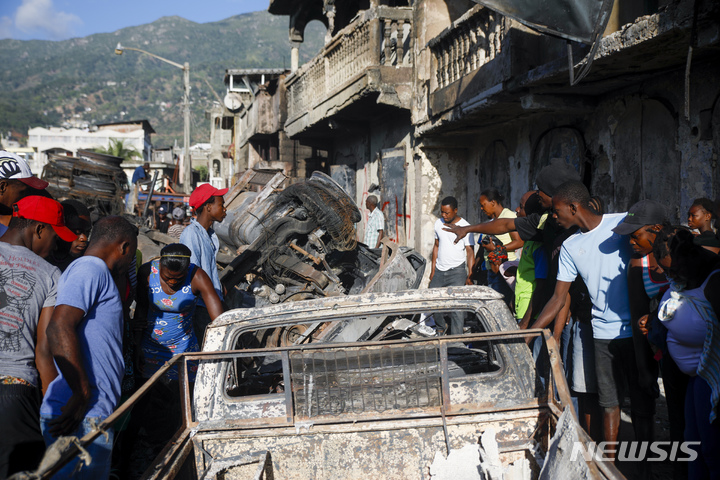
left=115, top=43, right=194, bottom=193
left=183, top=62, right=192, bottom=192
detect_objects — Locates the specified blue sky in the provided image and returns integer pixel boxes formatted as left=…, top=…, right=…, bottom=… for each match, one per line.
left=0, top=0, right=270, bottom=41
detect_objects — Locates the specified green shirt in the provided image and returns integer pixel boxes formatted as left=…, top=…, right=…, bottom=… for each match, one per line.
left=515, top=240, right=542, bottom=320
left=514, top=213, right=549, bottom=320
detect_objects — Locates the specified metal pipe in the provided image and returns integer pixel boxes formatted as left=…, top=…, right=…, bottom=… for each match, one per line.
left=142, top=170, right=160, bottom=223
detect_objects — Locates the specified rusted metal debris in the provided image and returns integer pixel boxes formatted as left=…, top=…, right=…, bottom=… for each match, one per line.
left=41, top=149, right=129, bottom=217
left=135, top=169, right=426, bottom=308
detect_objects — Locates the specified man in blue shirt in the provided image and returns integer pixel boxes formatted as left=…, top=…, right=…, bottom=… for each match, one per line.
left=131, top=162, right=150, bottom=185
left=529, top=180, right=654, bottom=461
left=40, top=216, right=138, bottom=480
left=180, top=183, right=227, bottom=345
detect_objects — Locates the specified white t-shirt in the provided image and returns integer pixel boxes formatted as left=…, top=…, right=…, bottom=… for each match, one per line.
left=557, top=213, right=633, bottom=340
left=434, top=217, right=474, bottom=271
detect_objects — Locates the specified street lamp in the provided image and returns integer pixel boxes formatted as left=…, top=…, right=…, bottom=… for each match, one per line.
left=114, top=42, right=193, bottom=193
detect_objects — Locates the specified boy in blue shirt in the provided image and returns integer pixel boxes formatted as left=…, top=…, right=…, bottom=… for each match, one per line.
left=180, top=184, right=228, bottom=345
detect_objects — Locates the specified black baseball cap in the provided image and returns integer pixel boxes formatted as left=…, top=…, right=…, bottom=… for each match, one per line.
left=535, top=158, right=580, bottom=197
left=612, top=200, right=668, bottom=235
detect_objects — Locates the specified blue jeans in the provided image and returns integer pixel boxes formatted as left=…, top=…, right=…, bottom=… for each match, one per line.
left=40, top=415, right=114, bottom=480
left=429, top=265, right=467, bottom=335
left=487, top=269, right=513, bottom=302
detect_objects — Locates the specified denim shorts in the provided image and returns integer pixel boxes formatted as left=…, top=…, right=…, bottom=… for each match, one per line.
left=569, top=319, right=597, bottom=394
left=594, top=336, right=655, bottom=416
left=40, top=415, right=114, bottom=480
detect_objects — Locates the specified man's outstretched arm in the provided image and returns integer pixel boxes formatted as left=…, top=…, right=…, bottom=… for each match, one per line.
left=46, top=305, right=91, bottom=437
left=443, top=218, right=517, bottom=244
left=528, top=280, right=572, bottom=332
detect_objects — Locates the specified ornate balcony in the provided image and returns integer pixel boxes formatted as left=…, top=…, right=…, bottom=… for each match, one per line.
left=429, top=6, right=505, bottom=92
left=285, top=6, right=413, bottom=137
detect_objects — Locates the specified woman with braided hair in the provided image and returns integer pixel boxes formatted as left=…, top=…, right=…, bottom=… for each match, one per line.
left=124, top=243, right=223, bottom=477
left=135, top=243, right=223, bottom=381
left=478, top=188, right=523, bottom=306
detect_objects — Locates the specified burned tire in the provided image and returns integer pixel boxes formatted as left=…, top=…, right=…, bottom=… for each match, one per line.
left=307, top=172, right=362, bottom=223
left=276, top=174, right=360, bottom=252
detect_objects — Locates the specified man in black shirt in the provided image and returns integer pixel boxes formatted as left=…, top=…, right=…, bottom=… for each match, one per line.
left=155, top=205, right=170, bottom=234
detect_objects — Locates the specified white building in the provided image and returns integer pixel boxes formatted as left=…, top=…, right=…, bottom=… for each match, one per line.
left=27, top=120, right=154, bottom=176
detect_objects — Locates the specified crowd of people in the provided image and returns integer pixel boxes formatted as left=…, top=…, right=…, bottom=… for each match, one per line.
left=431, top=160, right=720, bottom=479
left=0, top=151, right=230, bottom=479
left=2, top=143, right=720, bottom=479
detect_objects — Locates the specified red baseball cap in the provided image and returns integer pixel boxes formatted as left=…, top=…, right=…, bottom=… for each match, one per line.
left=13, top=196, right=78, bottom=242
left=189, top=183, right=228, bottom=209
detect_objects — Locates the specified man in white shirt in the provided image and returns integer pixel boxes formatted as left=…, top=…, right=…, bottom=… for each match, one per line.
left=363, top=195, right=384, bottom=248
left=429, top=196, right=475, bottom=335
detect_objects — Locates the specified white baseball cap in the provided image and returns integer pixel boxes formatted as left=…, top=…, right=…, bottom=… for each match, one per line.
left=0, top=151, right=48, bottom=189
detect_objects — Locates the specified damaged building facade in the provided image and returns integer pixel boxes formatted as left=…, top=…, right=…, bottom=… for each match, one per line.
left=225, top=69, right=316, bottom=178
left=229, top=0, right=720, bottom=281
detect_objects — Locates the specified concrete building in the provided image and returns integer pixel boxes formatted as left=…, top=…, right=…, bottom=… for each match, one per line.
left=258, top=0, right=719, bottom=280
left=224, top=69, right=313, bottom=179
left=27, top=119, right=155, bottom=176
left=206, top=101, right=234, bottom=188
left=267, top=0, right=415, bottom=246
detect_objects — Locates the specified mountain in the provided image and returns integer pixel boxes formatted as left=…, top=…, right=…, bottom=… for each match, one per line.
left=0, top=11, right=325, bottom=146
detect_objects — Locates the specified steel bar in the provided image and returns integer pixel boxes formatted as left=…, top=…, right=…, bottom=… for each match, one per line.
left=281, top=350, right=293, bottom=423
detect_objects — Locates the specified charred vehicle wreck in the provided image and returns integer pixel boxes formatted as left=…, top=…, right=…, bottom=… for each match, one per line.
left=25, top=288, right=623, bottom=479
left=214, top=171, right=425, bottom=308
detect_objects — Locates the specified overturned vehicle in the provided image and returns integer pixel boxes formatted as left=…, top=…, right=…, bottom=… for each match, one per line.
left=215, top=171, right=425, bottom=308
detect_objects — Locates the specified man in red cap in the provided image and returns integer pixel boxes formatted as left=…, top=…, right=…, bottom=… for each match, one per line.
left=0, top=195, right=76, bottom=477
left=180, top=184, right=227, bottom=345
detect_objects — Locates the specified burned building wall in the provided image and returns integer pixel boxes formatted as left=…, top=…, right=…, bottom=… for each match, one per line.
left=418, top=57, right=720, bottom=234
left=332, top=112, right=414, bottom=247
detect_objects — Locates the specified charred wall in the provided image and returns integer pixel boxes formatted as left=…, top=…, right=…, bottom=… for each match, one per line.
left=416, top=57, right=720, bottom=241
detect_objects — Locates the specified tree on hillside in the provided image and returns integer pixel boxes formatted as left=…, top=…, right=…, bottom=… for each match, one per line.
left=96, top=138, right=143, bottom=162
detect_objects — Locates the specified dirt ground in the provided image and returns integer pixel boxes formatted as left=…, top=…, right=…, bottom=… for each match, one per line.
left=615, top=379, right=687, bottom=480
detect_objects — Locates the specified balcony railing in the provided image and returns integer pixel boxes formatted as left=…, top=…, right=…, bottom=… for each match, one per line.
left=429, top=6, right=505, bottom=91
left=287, top=7, right=412, bottom=121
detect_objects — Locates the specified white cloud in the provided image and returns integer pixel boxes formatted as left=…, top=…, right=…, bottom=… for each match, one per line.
left=0, top=16, right=13, bottom=40
left=15, top=0, right=82, bottom=40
